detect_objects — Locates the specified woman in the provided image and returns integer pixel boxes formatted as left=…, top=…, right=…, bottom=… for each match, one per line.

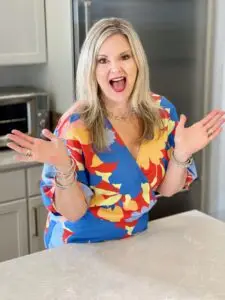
left=7, top=18, right=224, bottom=247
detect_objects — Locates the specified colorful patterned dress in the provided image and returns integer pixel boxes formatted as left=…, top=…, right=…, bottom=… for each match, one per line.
left=40, top=94, right=197, bottom=248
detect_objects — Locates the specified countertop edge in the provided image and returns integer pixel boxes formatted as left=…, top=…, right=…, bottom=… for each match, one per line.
left=0, top=150, right=42, bottom=172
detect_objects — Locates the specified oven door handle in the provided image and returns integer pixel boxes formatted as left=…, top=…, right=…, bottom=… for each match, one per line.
left=83, top=0, right=92, bottom=35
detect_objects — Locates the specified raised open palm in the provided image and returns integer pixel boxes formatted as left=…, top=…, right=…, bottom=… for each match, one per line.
left=174, top=110, right=225, bottom=159
left=7, top=129, right=69, bottom=169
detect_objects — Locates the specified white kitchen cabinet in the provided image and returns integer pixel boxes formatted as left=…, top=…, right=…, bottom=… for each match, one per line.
left=0, top=161, right=47, bottom=261
left=0, top=0, right=47, bottom=65
left=28, top=195, right=47, bottom=253
left=0, top=169, right=26, bottom=204
left=0, top=199, right=28, bottom=262
left=27, top=165, right=47, bottom=254
left=27, top=165, right=43, bottom=196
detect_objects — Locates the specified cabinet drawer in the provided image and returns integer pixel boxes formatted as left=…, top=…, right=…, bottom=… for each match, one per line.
left=0, top=170, right=26, bottom=204
left=27, top=165, right=43, bottom=196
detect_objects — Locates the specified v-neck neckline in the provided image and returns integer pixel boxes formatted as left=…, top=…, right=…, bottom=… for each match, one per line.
left=105, top=117, right=143, bottom=164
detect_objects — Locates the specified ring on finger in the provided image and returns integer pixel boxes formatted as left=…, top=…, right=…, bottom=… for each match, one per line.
left=207, top=129, right=213, bottom=137
left=25, top=149, right=32, bottom=158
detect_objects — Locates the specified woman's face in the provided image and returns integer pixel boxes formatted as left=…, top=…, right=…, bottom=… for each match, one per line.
left=95, top=34, right=138, bottom=106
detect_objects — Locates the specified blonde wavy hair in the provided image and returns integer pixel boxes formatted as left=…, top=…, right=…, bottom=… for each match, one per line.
left=75, top=17, right=162, bottom=151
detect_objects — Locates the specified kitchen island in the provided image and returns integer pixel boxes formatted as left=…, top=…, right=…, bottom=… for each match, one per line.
left=0, top=210, right=225, bottom=300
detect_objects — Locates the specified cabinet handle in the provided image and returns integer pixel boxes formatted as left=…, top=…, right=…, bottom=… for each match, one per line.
left=33, top=208, right=39, bottom=237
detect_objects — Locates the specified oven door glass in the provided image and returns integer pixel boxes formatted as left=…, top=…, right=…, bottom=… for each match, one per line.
left=0, top=102, right=28, bottom=136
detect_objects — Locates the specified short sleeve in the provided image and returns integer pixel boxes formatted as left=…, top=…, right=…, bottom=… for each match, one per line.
left=40, top=114, right=93, bottom=215
left=161, top=96, right=198, bottom=189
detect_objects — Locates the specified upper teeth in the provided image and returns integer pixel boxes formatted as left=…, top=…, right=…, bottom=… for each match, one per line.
left=111, top=77, right=124, bottom=82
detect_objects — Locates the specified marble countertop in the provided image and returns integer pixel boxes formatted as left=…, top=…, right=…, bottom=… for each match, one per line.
left=0, top=150, right=40, bottom=172
left=0, top=210, right=225, bottom=299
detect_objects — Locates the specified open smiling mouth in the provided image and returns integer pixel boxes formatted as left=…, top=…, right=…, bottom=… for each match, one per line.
left=109, top=76, right=127, bottom=93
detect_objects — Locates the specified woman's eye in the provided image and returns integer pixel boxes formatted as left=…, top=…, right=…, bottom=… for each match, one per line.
left=121, top=54, right=130, bottom=60
left=98, top=58, right=107, bottom=64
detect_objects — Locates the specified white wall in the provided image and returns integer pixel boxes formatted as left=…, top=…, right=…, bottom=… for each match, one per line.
left=0, top=65, right=34, bottom=86
left=38, top=0, right=75, bottom=113
left=215, top=18, right=225, bottom=219
left=206, top=0, right=225, bottom=220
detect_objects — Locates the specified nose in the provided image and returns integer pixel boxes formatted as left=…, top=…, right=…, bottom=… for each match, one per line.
left=110, top=60, right=122, bottom=73
left=111, top=68, right=119, bottom=73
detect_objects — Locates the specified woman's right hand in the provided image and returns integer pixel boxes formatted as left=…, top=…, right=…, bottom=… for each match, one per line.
left=7, top=129, right=71, bottom=171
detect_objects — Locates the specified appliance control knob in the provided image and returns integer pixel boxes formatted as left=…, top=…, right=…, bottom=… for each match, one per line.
left=40, top=119, right=46, bottom=128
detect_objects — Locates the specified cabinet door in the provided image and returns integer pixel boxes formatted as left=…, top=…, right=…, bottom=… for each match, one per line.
left=27, top=165, right=43, bottom=197
left=0, top=169, right=26, bottom=204
left=0, top=0, right=46, bottom=65
left=28, top=195, right=48, bottom=253
left=0, top=199, right=28, bottom=262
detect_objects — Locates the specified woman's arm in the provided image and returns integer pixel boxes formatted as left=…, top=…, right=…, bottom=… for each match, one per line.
left=39, top=127, right=93, bottom=221
left=55, top=182, right=88, bottom=221
left=158, top=109, right=225, bottom=197
left=8, top=121, right=91, bottom=221
left=157, top=150, right=189, bottom=197
left=53, top=158, right=88, bottom=221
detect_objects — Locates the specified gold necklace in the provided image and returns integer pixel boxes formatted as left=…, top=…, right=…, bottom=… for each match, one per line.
left=106, top=109, right=135, bottom=121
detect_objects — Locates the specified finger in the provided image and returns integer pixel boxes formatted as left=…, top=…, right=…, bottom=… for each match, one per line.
left=204, top=112, right=225, bottom=130
left=208, top=127, right=223, bottom=142
left=42, top=129, right=56, bottom=141
left=201, top=110, right=224, bottom=126
left=11, top=130, right=34, bottom=144
left=208, top=118, right=225, bottom=134
left=178, top=114, right=187, bottom=128
left=7, top=133, right=33, bottom=150
left=7, top=142, right=30, bottom=156
left=13, top=154, right=30, bottom=162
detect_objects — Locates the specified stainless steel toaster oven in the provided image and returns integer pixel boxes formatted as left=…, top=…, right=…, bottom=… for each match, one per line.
left=0, top=86, right=50, bottom=149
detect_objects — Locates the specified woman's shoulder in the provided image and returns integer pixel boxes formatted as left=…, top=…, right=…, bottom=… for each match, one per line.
left=54, top=101, right=87, bottom=138
left=151, top=92, right=176, bottom=112
left=151, top=92, right=178, bottom=123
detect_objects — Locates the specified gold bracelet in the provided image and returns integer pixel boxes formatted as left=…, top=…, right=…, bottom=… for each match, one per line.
left=171, top=150, right=193, bottom=168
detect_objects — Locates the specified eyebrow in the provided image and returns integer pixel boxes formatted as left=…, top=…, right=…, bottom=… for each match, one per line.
left=97, top=50, right=132, bottom=57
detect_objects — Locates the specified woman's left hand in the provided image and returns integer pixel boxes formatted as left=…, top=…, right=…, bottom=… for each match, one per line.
left=174, top=109, right=225, bottom=161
